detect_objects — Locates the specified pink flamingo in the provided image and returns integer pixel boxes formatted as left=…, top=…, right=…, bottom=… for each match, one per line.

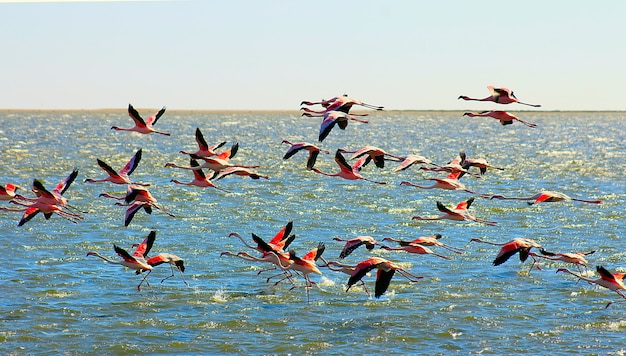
left=210, top=166, right=269, bottom=180
left=346, top=257, right=423, bottom=298
left=87, top=231, right=156, bottom=292
left=463, top=111, right=537, bottom=128
left=318, top=258, right=371, bottom=296
left=8, top=170, right=84, bottom=226
left=0, top=183, right=24, bottom=201
left=272, top=242, right=326, bottom=303
left=170, top=158, right=229, bottom=192
left=462, top=156, right=505, bottom=175
left=394, top=154, right=439, bottom=172
left=332, top=235, right=379, bottom=259
left=469, top=238, right=542, bottom=267
left=381, top=240, right=452, bottom=260
left=282, top=140, right=329, bottom=170
left=301, top=95, right=384, bottom=114
left=381, top=235, right=463, bottom=254
left=179, top=127, right=227, bottom=157
left=400, top=171, right=488, bottom=197
left=413, top=197, right=497, bottom=226
left=302, top=111, right=369, bottom=142
left=165, top=154, right=258, bottom=173
left=458, top=86, right=541, bottom=107
left=102, top=185, right=174, bottom=226
left=490, top=190, right=602, bottom=205
left=531, top=248, right=595, bottom=274
left=312, top=150, right=387, bottom=185
left=111, top=104, right=170, bottom=135
left=557, top=265, right=626, bottom=308
left=85, top=148, right=149, bottom=186
left=338, top=145, right=404, bottom=169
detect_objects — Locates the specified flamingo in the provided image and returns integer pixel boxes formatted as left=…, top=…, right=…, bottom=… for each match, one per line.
left=400, top=171, right=487, bottom=196
left=86, top=231, right=156, bottom=292
left=301, top=111, right=369, bottom=142
left=346, top=257, right=423, bottom=298
left=9, top=170, right=84, bottom=226
left=273, top=242, right=326, bottom=303
left=318, top=257, right=371, bottom=296
left=85, top=148, right=149, bottom=186
left=380, top=240, right=452, bottom=260
left=332, top=235, right=379, bottom=259
left=469, top=238, right=542, bottom=267
left=338, top=145, right=404, bottom=169
left=112, top=186, right=175, bottom=227
left=557, top=265, right=626, bottom=308
left=0, top=183, right=24, bottom=201
left=394, top=154, right=439, bottom=172
left=179, top=127, right=227, bottom=157
left=531, top=249, right=595, bottom=274
left=412, top=197, right=497, bottom=226
left=165, top=155, right=259, bottom=173
left=210, top=166, right=269, bottom=180
left=300, top=95, right=384, bottom=114
left=111, top=104, right=170, bottom=135
left=381, top=235, right=463, bottom=254
left=462, top=156, right=505, bottom=175
left=170, top=158, right=229, bottom=192
left=282, top=140, right=329, bottom=170
left=141, top=253, right=188, bottom=286
left=458, top=86, right=541, bottom=107
left=490, top=190, right=602, bottom=205
left=463, top=111, right=537, bottom=128
left=312, top=150, right=387, bottom=185
left=419, top=151, right=477, bottom=177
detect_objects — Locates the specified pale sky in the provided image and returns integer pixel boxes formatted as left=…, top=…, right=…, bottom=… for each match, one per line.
left=1, top=0, right=625, bottom=111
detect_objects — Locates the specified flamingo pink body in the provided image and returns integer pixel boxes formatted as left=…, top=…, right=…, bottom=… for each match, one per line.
left=463, top=110, right=537, bottom=128
left=458, top=86, right=541, bottom=107
left=111, top=104, right=170, bottom=135
left=413, top=197, right=497, bottom=225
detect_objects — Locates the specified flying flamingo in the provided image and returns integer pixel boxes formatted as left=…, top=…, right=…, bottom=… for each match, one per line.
left=301, top=111, right=369, bottom=142
left=111, top=104, right=170, bottom=135
left=338, top=145, right=404, bottom=169
left=332, top=235, right=379, bottom=259
left=461, top=156, right=505, bottom=175
left=112, top=186, right=175, bottom=227
left=394, top=154, right=439, bottom=172
left=318, top=257, right=371, bottom=296
left=179, top=127, right=227, bottom=157
left=86, top=231, right=156, bottom=293
left=469, top=238, right=542, bottom=267
left=312, top=150, right=387, bottom=185
left=210, top=166, right=269, bottom=180
left=346, top=257, right=423, bottom=298
left=381, top=235, right=463, bottom=254
left=272, top=242, right=326, bottom=303
left=380, top=240, right=452, bottom=260
left=300, top=95, right=384, bottom=114
left=282, top=140, right=329, bottom=170
left=412, top=197, right=497, bottom=226
left=531, top=249, right=595, bottom=274
left=139, top=253, right=189, bottom=286
left=419, top=151, right=477, bottom=177
left=400, top=170, right=487, bottom=196
left=463, top=111, right=537, bottom=128
left=557, top=265, right=626, bottom=308
left=165, top=154, right=259, bottom=173
left=490, top=190, right=602, bottom=205
left=85, top=148, right=149, bottom=186
left=9, top=170, right=84, bottom=226
left=0, top=183, right=24, bottom=201
left=458, top=86, right=541, bottom=107
left=170, top=158, right=229, bottom=192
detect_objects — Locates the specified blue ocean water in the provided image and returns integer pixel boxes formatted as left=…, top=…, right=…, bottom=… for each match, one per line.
left=0, top=110, right=624, bottom=354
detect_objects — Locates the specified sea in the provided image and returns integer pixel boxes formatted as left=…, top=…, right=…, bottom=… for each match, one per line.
left=0, top=110, right=624, bottom=355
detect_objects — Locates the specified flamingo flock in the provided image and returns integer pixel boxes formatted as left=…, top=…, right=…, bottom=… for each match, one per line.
left=1, top=90, right=616, bottom=307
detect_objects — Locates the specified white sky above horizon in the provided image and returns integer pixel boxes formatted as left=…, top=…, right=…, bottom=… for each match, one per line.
left=1, top=0, right=625, bottom=111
